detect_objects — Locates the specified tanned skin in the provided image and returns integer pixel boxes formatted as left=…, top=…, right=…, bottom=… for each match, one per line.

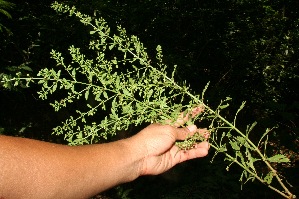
left=0, top=108, right=209, bottom=199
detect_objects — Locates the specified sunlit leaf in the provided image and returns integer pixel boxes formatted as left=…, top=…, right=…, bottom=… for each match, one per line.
left=230, top=141, right=240, bottom=150
left=264, top=172, right=273, bottom=185
left=85, top=89, right=89, bottom=100
left=267, top=154, right=290, bottom=163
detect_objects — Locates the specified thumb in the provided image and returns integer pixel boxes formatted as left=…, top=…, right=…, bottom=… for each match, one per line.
left=175, top=125, right=197, bottom=140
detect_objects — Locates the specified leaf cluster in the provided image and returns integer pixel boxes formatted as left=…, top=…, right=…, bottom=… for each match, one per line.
left=32, top=2, right=205, bottom=145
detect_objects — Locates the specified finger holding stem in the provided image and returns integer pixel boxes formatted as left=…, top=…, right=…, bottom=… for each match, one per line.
left=166, top=105, right=205, bottom=127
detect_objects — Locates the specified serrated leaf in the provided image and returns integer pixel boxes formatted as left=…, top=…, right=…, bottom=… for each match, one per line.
left=267, top=154, right=290, bottom=163
left=230, top=141, right=240, bottom=150
left=218, top=143, right=227, bottom=152
left=236, top=136, right=247, bottom=146
left=245, top=148, right=257, bottom=172
left=264, top=172, right=273, bottom=184
left=236, top=151, right=246, bottom=166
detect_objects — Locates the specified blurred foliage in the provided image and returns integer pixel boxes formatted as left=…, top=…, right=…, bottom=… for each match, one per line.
left=0, top=0, right=15, bottom=33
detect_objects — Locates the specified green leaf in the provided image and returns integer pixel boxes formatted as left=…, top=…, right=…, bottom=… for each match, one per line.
left=236, top=151, right=246, bottom=166
left=85, top=89, right=89, bottom=100
left=229, top=141, right=240, bottom=150
left=109, top=44, right=115, bottom=50
left=111, top=59, right=118, bottom=65
left=218, top=143, right=227, bottom=152
left=219, top=104, right=229, bottom=109
left=246, top=121, right=257, bottom=137
left=267, top=154, right=290, bottom=163
left=234, top=101, right=246, bottom=125
left=239, top=170, right=247, bottom=184
left=245, top=148, right=257, bottom=172
left=95, top=92, right=102, bottom=101
left=20, top=65, right=33, bottom=72
left=71, top=68, right=76, bottom=77
left=257, top=127, right=277, bottom=148
left=123, top=88, right=131, bottom=96
left=147, top=89, right=153, bottom=99
left=103, top=91, right=108, bottom=99
left=264, top=172, right=273, bottom=185
left=52, top=83, right=57, bottom=93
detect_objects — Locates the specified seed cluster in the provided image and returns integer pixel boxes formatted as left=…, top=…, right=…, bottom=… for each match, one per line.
left=175, top=133, right=206, bottom=151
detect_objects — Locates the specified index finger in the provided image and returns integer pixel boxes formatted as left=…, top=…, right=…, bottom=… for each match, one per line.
left=174, top=125, right=198, bottom=140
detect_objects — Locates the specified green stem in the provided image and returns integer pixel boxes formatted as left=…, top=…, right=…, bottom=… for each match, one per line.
left=216, top=146, right=290, bottom=199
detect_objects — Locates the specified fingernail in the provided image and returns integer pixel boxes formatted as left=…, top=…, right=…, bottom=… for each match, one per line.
left=186, top=125, right=197, bottom=132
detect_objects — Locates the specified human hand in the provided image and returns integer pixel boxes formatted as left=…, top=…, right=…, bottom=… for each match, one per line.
left=129, top=107, right=210, bottom=176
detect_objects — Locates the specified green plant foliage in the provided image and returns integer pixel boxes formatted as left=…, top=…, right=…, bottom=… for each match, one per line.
left=1, top=2, right=296, bottom=198
left=0, top=0, right=14, bottom=33
left=0, top=0, right=14, bottom=18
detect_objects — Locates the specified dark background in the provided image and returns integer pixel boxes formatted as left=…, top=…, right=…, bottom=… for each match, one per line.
left=0, top=0, right=298, bottom=198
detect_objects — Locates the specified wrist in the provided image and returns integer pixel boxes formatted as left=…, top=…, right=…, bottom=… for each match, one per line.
left=120, top=136, right=146, bottom=179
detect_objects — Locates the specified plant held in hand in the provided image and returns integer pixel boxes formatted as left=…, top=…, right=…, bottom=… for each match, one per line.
left=1, top=2, right=296, bottom=198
